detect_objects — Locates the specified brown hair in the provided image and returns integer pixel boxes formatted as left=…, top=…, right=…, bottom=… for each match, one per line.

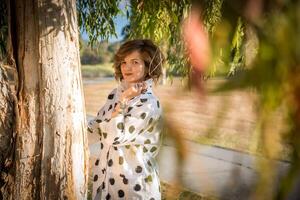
left=113, top=39, right=165, bottom=83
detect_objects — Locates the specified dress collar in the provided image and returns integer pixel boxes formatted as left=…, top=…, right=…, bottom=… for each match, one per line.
left=144, top=78, right=153, bottom=90
left=119, top=78, right=154, bottom=92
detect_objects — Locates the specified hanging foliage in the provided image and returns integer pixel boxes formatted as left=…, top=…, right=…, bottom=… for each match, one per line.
left=77, top=0, right=122, bottom=45
left=228, top=17, right=245, bottom=76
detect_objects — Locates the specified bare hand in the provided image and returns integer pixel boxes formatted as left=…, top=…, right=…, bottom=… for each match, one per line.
left=111, top=82, right=147, bottom=118
left=120, top=82, right=147, bottom=102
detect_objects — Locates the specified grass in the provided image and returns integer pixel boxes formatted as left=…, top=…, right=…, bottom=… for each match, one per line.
left=81, top=63, right=114, bottom=78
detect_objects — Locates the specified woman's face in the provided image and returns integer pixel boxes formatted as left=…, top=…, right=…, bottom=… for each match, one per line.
left=120, top=50, right=146, bottom=83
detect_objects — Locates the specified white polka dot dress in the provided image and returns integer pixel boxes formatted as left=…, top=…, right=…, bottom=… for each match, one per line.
left=88, top=78, right=163, bottom=200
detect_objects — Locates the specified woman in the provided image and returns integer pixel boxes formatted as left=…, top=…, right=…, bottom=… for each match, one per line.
left=88, top=39, right=164, bottom=200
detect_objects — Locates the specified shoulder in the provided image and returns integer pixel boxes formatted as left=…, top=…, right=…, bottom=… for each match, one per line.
left=139, top=93, right=162, bottom=113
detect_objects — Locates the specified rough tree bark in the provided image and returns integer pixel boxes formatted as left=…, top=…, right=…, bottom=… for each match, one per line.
left=0, top=65, right=15, bottom=200
left=1, top=0, right=89, bottom=199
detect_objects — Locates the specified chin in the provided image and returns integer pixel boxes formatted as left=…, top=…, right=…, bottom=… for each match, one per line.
left=124, top=78, right=142, bottom=83
left=127, top=80, right=138, bottom=83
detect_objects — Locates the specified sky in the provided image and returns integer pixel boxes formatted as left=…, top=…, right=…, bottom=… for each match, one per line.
left=80, top=1, right=130, bottom=43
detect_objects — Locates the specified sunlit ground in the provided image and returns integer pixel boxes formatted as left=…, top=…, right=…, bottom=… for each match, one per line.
left=83, top=76, right=289, bottom=156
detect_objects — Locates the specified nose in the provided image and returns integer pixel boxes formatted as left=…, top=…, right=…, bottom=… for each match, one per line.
left=123, top=63, right=132, bottom=70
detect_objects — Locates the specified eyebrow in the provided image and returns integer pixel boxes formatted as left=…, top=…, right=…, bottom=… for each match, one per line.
left=122, top=58, right=141, bottom=62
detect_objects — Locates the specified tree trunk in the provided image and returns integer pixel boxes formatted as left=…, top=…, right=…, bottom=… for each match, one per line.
left=0, top=65, right=15, bottom=200
left=3, top=0, right=89, bottom=199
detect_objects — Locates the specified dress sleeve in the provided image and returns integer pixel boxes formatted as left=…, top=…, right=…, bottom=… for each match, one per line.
left=87, top=114, right=103, bottom=137
left=99, top=97, right=161, bottom=141
left=87, top=88, right=118, bottom=139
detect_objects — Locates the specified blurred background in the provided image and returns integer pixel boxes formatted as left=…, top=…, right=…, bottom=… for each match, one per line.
left=78, top=0, right=299, bottom=199
left=1, top=0, right=299, bottom=199
left=79, top=0, right=300, bottom=199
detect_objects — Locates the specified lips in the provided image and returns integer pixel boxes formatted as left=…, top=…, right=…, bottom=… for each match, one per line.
left=125, top=73, right=132, bottom=76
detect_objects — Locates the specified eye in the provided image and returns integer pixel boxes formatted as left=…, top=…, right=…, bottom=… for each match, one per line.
left=120, top=61, right=126, bottom=66
left=133, top=60, right=139, bottom=64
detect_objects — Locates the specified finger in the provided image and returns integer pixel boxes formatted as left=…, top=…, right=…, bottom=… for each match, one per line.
left=142, top=82, right=147, bottom=90
left=132, top=84, right=139, bottom=92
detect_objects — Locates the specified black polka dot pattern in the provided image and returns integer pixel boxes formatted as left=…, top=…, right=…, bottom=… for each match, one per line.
left=93, top=175, right=98, bottom=182
left=145, top=175, right=153, bottom=183
left=144, top=139, right=151, bottom=144
left=97, top=128, right=102, bottom=137
left=143, top=147, right=148, bottom=153
left=148, top=118, right=153, bottom=125
left=117, top=122, right=124, bottom=130
left=119, top=156, right=124, bottom=165
left=95, top=159, right=99, bottom=166
left=127, top=107, right=134, bottom=112
left=140, top=112, right=147, bottom=119
left=134, top=184, right=141, bottom=191
left=118, top=190, right=125, bottom=197
left=113, top=141, right=120, bottom=145
left=139, top=129, right=144, bottom=134
left=105, top=193, right=111, bottom=200
left=147, top=160, right=152, bottom=167
left=150, top=147, right=157, bottom=153
left=125, top=114, right=132, bottom=118
left=129, top=125, right=135, bottom=133
left=109, top=178, right=115, bottom=185
left=103, top=132, right=107, bottom=139
left=130, top=138, right=136, bottom=142
left=120, top=174, right=129, bottom=184
left=148, top=126, right=154, bottom=132
left=87, top=127, right=93, bottom=133
left=108, top=94, right=114, bottom=100
left=108, top=159, right=113, bottom=167
left=97, top=186, right=101, bottom=193
left=135, top=166, right=143, bottom=173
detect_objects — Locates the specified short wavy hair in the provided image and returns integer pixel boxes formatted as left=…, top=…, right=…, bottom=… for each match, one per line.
left=113, top=39, right=165, bottom=83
